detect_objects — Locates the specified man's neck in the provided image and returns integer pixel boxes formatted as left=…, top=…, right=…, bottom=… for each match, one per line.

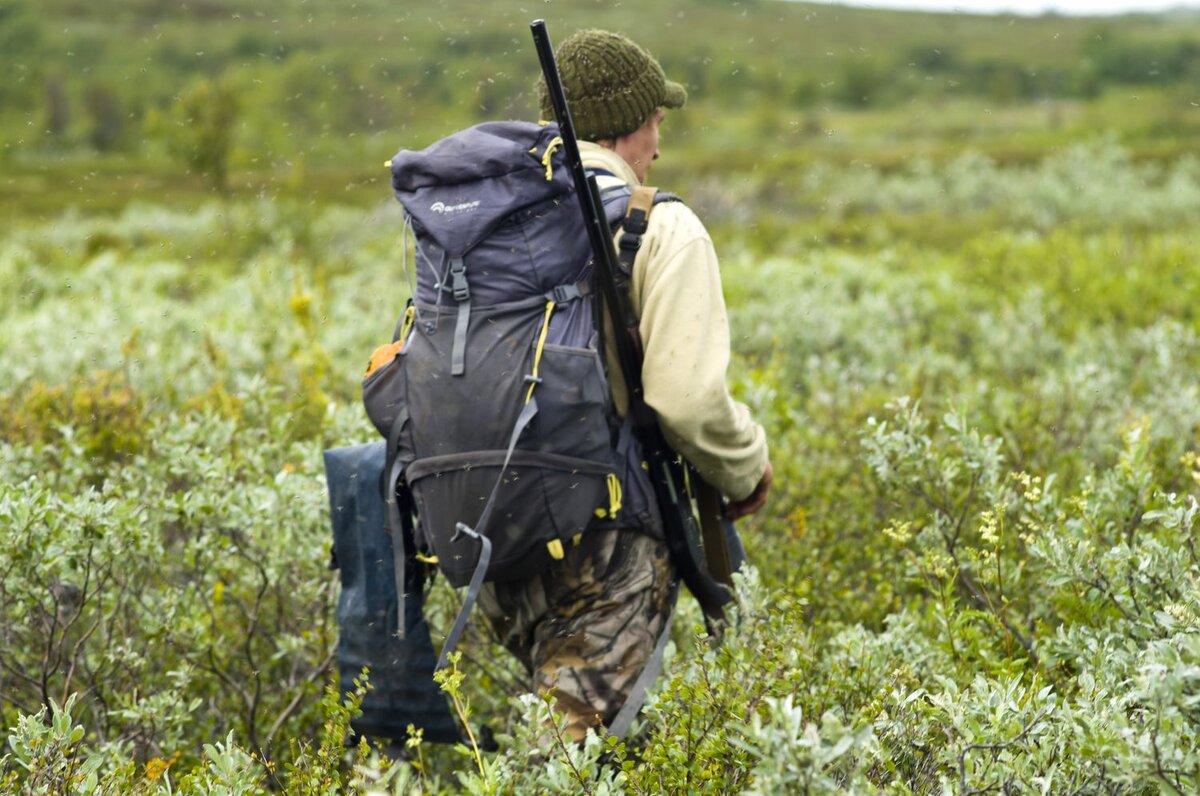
left=578, top=141, right=641, bottom=186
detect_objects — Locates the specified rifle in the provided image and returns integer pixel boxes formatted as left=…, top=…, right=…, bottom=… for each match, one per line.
left=530, top=19, right=734, bottom=621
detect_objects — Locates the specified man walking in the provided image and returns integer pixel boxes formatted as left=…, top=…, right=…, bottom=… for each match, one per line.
left=476, top=28, right=772, bottom=741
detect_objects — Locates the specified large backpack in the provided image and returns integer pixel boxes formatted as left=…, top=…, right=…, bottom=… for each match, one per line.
left=363, top=122, right=671, bottom=663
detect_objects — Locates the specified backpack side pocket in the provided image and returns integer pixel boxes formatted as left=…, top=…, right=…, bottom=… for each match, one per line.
left=363, top=345, right=409, bottom=439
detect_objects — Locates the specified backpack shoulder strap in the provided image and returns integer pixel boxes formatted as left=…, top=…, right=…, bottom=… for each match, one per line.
left=616, top=186, right=681, bottom=273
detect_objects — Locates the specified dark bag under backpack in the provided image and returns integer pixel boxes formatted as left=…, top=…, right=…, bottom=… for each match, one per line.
left=322, top=442, right=458, bottom=744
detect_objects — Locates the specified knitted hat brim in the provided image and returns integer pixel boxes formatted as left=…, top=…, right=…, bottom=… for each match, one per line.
left=662, top=79, right=687, bottom=109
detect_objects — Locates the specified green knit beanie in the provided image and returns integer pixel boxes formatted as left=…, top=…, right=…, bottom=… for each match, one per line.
left=537, top=29, right=687, bottom=142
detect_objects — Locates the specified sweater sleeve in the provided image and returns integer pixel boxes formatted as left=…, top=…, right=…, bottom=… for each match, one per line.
left=631, top=202, right=769, bottom=501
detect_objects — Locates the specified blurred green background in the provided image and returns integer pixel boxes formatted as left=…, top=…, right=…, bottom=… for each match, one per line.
left=4, top=0, right=1200, bottom=219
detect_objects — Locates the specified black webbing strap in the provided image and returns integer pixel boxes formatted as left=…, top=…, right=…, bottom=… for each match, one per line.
left=617, top=186, right=658, bottom=273
left=435, top=396, right=541, bottom=670
left=449, top=256, right=470, bottom=376
left=607, top=579, right=681, bottom=738
left=383, top=406, right=410, bottom=639
left=543, top=278, right=592, bottom=303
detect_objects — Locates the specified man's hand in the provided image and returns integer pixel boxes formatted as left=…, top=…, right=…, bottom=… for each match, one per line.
left=727, top=461, right=772, bottom=521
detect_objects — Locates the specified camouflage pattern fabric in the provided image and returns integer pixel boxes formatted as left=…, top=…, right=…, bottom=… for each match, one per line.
left=477, top=528, right=676, bottom=741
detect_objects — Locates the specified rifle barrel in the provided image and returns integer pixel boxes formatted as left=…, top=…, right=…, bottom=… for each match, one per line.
left=531, top=20, right=641, bottom=375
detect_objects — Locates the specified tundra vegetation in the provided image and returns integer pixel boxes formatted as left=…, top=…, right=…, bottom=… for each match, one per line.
left=4, top=0, right=1200, bottom=793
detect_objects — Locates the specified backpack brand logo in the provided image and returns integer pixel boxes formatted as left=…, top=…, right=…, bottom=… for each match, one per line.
left=430, top=200, right=481, bottom=214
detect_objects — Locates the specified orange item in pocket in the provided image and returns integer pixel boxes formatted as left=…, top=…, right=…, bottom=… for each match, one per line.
left=364, top=340, right=404, bottom=380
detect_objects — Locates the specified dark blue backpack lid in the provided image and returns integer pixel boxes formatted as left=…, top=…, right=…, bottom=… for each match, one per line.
left=390, top=121, right=573, bottom=257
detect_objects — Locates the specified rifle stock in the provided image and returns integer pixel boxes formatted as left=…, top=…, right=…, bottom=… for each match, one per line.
left=530, top=19, right=732, bottom=620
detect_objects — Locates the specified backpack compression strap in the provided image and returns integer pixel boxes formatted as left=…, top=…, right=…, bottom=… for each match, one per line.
left=448, top=256, right=470, bottom=376
left=607, top=579, right=680, bottom=738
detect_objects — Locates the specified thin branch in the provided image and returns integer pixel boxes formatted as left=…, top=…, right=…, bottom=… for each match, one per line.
left=261, top=648, right=336, bottom=753
left=188, top=644, right=254, bottom=716
left=958, top=707, right=1051, bottom=794
left=548, top=700, right=594, bottom=796
left=0, top=651, right=43, bottom=690
left=949, top=472, right=983, bottom=553
left=956, top=570, right=1038, bottom=664
left=60, top=612, right=105, bottom=707
left=1080, top=573, right=1135, bottom=623
left=223, top=528, right=274, bottom=751
left=0, top=689, right=37, bottom=717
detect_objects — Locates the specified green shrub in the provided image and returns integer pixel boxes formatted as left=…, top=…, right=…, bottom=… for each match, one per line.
left=0, top=370, right=147, bottom=467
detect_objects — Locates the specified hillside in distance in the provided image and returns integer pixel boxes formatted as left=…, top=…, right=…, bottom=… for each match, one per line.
left=4, top=0, right=1200, bottom=215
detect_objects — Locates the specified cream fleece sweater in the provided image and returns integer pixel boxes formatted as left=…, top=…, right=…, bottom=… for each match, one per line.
left=580, top=142, right=769, bottom=502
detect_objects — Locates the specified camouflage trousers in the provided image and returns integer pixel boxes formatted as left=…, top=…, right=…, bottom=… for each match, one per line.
left=477, top=528, right=676, bottom=741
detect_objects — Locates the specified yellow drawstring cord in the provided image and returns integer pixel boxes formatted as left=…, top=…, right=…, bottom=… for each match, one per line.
left=529, top=136, right=564, bottom=181
left=595, top=474, right=623, bottom=519
left=414, top=552, right=439, bottom=565
left=523, top=297, right=559, bottom=561
left=525, top=300, right=555, bottom=404
left=540, top=136, right=563, bottom=181
left=607, top=474, right=622, bottom=519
